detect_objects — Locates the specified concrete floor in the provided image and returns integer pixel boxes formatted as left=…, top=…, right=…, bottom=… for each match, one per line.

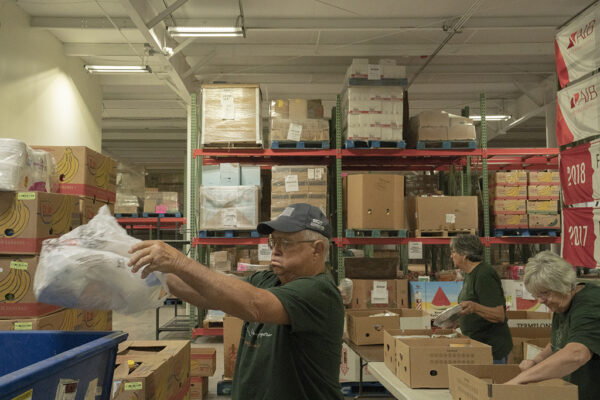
left=113, top=305, right=392, bottom=399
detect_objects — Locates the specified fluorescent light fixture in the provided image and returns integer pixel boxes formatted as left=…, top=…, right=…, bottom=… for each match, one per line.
left=167, top=26, right=244, bottom=37
left=470, top=115, right=511, bottom=121
left=84, top=65, right=152, bottom=74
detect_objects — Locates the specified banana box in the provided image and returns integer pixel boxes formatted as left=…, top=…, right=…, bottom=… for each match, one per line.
left=79, top=196, right=113, bottom=224
left=0, top=191, right=80, bottom=254
left=76, top=310, right=112, bottom=331
left=0, top=256, right=61, bottom=317
left=0, top=308, right=111, bottom=331
left=33, top=146, right=116, bottom=202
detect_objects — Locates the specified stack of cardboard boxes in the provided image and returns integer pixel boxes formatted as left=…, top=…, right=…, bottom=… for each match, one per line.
left=209, top=245, right=271, bottom=274
left=114, top=163, right=145, bottom=214
left=269, top=99, right=328, bottom=143
left=190, top=347, right=217, bottom=399
left=527, top=171, right=561, bottom=230
left=405, top=196, right=478, bottom=235
left=271, top=165, right=327, bottom=218
left=490, top=170, right=529, bottom=230
left=199, top=163, right=261, bottom=231
left=143, top=189, right=180, bottom=214
left=406, top=110, right=476, bottom=147
left=341, top=59, right=405, bottom=143
left=0, top=145, right=114, bottom=331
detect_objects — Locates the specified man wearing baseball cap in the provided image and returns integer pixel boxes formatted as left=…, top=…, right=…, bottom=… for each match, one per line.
left=128, top=203, right=344, bottom=400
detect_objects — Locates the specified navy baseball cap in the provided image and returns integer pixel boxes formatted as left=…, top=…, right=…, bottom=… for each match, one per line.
left=257, top=203, right=331, bottom=239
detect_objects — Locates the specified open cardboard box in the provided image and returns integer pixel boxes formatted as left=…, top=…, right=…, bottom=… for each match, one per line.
left=346, top=309, right=430, bottom=345
left=506, top=311, right=552, bottom=328
left=508, top=327, right=551, bottom=364
left=395, top=338, right=492, bottom=388
left=383, top=328, right=460, bottom=374
left=448, top=364, right=577, bottom=399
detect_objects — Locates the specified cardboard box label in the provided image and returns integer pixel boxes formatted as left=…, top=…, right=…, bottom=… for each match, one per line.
left=222, top=209, right=237, bottom=227
left=368, top=64, right=381, bottom=80
left=14, top=322, right=33, bottom=330
left=124, top=382, right=143, bottom=390
left=445, top=213, right=456, bottom=224
left=155, top=205, right=167, bottom=214
left=9, top=261, right=28, bottom=270
left=221, top=90, right=235, bottom=120
left=285, top=175, right=299, bottom=192
left=287, top=123, right=303, bottom=141
left=258, top=244, right=271, bottom=262
left=17, top=192, right=36, bottom=200
left=371, top=281, right=389, bottom=304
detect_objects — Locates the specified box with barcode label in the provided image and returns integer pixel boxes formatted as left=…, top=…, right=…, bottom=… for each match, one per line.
left=271, top=166, right=327, bottom=218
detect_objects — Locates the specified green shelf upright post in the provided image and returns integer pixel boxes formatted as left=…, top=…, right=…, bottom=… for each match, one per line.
left=480, top=93, right=491, bottom=264
left=336, top=95, right=344, bottom=284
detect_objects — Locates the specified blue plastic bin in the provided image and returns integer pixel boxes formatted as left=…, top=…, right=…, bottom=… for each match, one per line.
left=0, top=330, right=128, bottom=400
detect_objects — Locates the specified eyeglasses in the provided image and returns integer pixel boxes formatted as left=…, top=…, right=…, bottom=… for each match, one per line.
left=267, top=237, right=315, bottom=251
left=535, top=291, right=553, bottom=301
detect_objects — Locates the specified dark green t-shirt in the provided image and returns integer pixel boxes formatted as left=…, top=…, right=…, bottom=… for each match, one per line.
left=231, top=270, right=345, bottom=400
left=458, top=261, right=512, bottom=360
left=551, top=283, right=600, bottom=400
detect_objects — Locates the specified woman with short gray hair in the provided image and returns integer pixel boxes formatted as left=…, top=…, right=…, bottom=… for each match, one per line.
left=506, top=251, right=600, bottom=400
left=450, top=234, right=512, bottom=363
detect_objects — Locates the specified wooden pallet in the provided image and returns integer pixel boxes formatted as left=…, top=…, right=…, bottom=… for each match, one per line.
left=203, top=142, right=263, bottom=149
left=345, top=229, right=408, bottom=238
left=416, top=140, right=477, bottom=150
left=413, top=228, right=476, bottom=237
left=345, top=140, right=406, bottom=149
left=202, top=320, right=224, bottom=329
left=142, top=212, right=183, bottom=218
left=197, top=230, right=260, bottom=238
left=271, top=140, right=330, bottom=149
left=493, top=228, right=559, bottom=237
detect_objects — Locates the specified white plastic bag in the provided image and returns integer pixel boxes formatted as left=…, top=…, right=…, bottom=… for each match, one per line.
left=34, top=206, right=169, bottom=314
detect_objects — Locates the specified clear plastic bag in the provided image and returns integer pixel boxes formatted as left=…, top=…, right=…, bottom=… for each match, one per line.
left=34, top=206, right=169, bottom=314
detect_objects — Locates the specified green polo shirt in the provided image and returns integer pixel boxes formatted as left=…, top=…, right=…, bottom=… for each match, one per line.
left=458, top=261, right=512, bottom=360
left=231, top=270, right=345, bottom=400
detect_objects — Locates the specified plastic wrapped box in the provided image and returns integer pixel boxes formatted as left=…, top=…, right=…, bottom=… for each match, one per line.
left=143, top=191, right=179, bottom=214
left=199, top=185, right=260, bottom=230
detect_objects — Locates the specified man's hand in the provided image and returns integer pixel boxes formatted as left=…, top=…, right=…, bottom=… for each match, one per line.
left=128, top=241, right=187, bottom=278
left=519, top=359, right=536, bottom=371
left=459, top=300, right=478, bottom=315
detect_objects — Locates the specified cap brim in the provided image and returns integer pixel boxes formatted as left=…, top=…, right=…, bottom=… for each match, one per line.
left=257, top=218, right=305, bottom=235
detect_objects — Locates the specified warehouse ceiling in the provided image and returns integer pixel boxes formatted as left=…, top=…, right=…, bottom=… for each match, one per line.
left=15, top=0, right=595, bottom=168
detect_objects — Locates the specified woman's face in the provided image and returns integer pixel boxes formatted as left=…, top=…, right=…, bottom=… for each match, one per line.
left=450, top=248, right=466, bottom=269
left=536, top=290, right=573, bottom=313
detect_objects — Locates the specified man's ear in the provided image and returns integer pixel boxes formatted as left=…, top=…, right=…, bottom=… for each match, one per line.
left=314, top=240, right=324, bottom=255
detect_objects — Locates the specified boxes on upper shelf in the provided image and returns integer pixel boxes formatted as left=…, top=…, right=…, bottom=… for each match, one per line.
left=270, top=99, right=324, bottom=120
left=492, top=200, right=526, bottom=214
left=199, top=185, right=260, bottom=231
left=202, top=164, right=261, bottom=186
left=201, top=84, right=262, bottom=146
left=33, top=146, right=116, bottom=202
left=344, top=174, right=404, bottom=230
left=143, top=191, right=179, bottom=214
left=0, top=191, right=80, bottom=254
left=344, top=58, right=407, bottom=81
left=271, top=165, right=327, bottom=217
left=490, top=171, right=528, bottom=186
left=494, top=214, right=528, bottom=229
left=528, top=171, right=559, bottom=185
left=406, top=110, right=475, bottom=146
left=528, top=214, right=560, bottom=229
left=405, top=196, right=478, bottom=233
left=527, top=185, right=560, bottom=200
left=527, top=200, right=559, bottom=214
left=270, top=118, right=330, bottom=142
left=404, top=174, right=439, bottom=196
left=489, top=185, right=527, bottom=199
left=346, top=308, right=431, bottom=345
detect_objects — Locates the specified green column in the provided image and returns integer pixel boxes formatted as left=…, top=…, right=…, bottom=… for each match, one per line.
left=480, top=93, right=491, bottom=264
left=336, top=95, right=344, bottom=284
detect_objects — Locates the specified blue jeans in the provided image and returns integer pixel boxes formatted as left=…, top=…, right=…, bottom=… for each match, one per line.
left=493, top=357, right=507, bottom=364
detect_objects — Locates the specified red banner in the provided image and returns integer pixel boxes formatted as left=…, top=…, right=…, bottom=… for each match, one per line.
left=556, top=74, right=600, bottom=147
left=559, top=140, right=600, bottom=205
left=562, top=207, right=599, bottom=268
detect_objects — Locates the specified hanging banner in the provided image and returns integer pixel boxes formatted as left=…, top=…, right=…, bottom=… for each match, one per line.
left=560, top=139, right=600, bottom=205
left=556, top=74, right=600, bottom=147
left=555, top=1, right=600, bottom=88
left=561, top=207, right=600, bottom=268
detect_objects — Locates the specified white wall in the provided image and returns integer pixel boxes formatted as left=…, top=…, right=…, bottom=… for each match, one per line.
left=0, top=1, right=102, bottom=151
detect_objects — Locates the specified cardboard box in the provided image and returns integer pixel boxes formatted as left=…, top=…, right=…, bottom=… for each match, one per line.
left=223, top=315, right=244, bottom=379
left=0, top=256, right=61, bottom=317
left=528, top=214, right=560, bottom=229
left=112, top=357, right=172, bottom=400
left=270, top=99, right=324, bottom=120
left=33, top=146, right=116, bottom=202
left=405, top=196, right=478, bottom=233
left=407, top=111, right=475, bottom=145
left=502, top=280, right=550, bottom=312
left=191, top=348, right=216, bottom=377
left=528, top=171, right=560, bottom=185
left=79, top=196, right=112, bottom=224
left=508, top=327, right=552, bottom=364
left=270, top=118, right=329, bottom=142
left=524, top=338, right=550, bottom=360
left=383, top=328, right=460, bottom=375
left=190, top=376, right=208, bottom=400
left=490, top=171, right=528, bottom=186
left=345, top=174, right=404, bottom=230
left=490, top=185, right=528, bottom=199
left=506, top=311, right=552, bottom=329
left=492, top=200, right=527, bottom=214
left=528, top=185, right=560, bottom=200
left=339, top=343, right=377, bottom=382
left=0, top=191, right=80, bottom=254
left=448, top=364, right=577, bottom=400
left=202, top=164, right=261, bottom=186
left=349, top=279, right=409, bottom=309
left=143, top=191, right=179, bottom=214
left=404, top=174, right=439, bottom=196
left=209, top=251, right=232, bottom=272
left=199, top=185, right=260, bottom=230
left=448, top=115, right=476, bottom=141
left=201, top=84, right=261, bottom=146
left=409, top=281, right=463, bottom=319
left=527, top=200, right=559, bottom=214
left=271, top=166, right=327, bottom=217
left=344, top=257, right=398, bottom=279
left=116, top=340, right=191, bottom=399
left=395, top=338, right=492, bottom=388
left=346, top=308, right=431, bottom=345
left=0, top=309, right=111, bottom=331
left=494, top=214, right=528, bottom=229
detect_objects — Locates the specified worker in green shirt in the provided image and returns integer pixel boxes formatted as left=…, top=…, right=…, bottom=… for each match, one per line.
left=450, top=234, right=512, bottom=363
left=128, top=203, right=345, bottom=400
left=506, top=251, right=600, bottom=400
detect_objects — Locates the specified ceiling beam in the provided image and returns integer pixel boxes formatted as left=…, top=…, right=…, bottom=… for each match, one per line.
left=103, top=129, right=186, bottom=141
left=31, top=16, right=565, bottom=31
